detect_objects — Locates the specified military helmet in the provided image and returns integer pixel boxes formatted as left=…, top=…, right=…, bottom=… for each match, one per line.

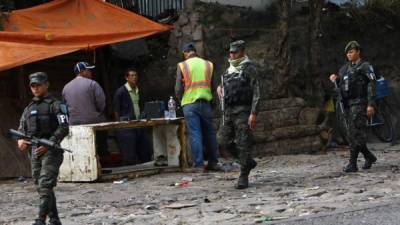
left=344, top=40, right=361, bottom=53
left=29, top=72, right=48, bottom=85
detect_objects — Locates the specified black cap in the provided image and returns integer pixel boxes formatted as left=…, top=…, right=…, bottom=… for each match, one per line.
left=229, top=40, right=245, bottom=53
left=29, top=72, right=48, bottom=85
left=182, top=43, right=196, bottom=52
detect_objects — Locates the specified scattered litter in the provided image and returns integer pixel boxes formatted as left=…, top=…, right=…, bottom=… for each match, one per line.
left=113, top=178, right=128, bottom=184
left=220, top=162, right=235, bottom=172
left=181, top=177, right=193, bottom=182
left=145, top=205, right=158, bottom=210
left=261, top=215, right=273, bottom=222
left=306, top=186, right=320, bottom=191
left=18, top=176, right=26, bottom=182
left=299, top=212, right=311, bottom=217
left=258, top=215, right=290, bottom=221
left=242, top=194, right=247, bottom=198
left=215, top=175, right=236, bottom=181
left=204, top=198, right=211, bottom=203
left=165, top=203, right=197, bottom=209
left=272, top=216, right=289, bottom=220
left=175, top=181, right=190, bottom=187
left=305, top=190, right=327, bottom=198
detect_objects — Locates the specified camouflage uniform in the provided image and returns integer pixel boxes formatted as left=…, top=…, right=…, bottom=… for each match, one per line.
left=18, top=72, right=69, bottom=225
left=336, top=45, right=377, bottom=172
left=218, top=40, right=261, bottom=188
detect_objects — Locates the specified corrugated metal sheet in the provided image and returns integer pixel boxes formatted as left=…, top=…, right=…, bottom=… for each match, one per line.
left=138, top=0, right=184, bottom=18
left=107, top=0, right=183, bottom=18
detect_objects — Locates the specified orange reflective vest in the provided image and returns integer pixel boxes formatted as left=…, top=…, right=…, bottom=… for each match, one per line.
left=178, top=57, right=213, bottom=106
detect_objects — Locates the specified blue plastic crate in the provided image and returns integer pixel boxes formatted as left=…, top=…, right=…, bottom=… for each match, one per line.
left=375, top=78, right=389, bottom=100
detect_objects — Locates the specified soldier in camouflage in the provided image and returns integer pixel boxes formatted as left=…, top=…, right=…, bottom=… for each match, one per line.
left=330, top=41, right=377, bottom=173
left=17, top=72, right=69, bottom=225
left=217, top=40, right=261, bottom=189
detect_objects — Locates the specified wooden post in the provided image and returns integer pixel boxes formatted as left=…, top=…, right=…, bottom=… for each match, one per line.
left=97, top=48, right=113, bottom=118
left=178, top=119, right=188, bottom=168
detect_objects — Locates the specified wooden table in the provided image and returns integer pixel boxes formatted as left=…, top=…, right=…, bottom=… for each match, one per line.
left=59, top=118, right=188, bottom=182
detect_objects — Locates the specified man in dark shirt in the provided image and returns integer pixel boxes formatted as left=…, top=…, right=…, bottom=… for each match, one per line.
left=113, top=68, right=152, bottom=165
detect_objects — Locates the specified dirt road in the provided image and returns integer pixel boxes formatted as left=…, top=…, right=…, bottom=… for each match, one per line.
left=1, top=143, right=400, bottom=225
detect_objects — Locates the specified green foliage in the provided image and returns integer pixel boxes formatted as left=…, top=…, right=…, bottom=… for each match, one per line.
left=364, top=0, right=400, bottom=15
left=344, top=0, right=400, bottom=30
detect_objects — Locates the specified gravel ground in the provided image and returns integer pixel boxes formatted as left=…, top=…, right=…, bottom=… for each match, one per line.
left=1, top=143, right=400, bottom=225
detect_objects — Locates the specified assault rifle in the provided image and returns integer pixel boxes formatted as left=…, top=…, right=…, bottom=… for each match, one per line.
left=333, top=81, right=349, bottom=130
left=8, top=129, right=72, bottom=153
left=220, top=75, right=225, bottom=125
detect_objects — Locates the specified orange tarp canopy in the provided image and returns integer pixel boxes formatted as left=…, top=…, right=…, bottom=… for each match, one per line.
left=0, top=0, right=171, bottom=72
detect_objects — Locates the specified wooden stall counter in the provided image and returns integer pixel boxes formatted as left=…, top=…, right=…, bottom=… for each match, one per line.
left=59, top=118, right=188, bottom=182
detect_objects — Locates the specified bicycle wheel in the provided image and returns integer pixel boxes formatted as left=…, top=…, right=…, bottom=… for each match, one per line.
left=371, top=101, right=394, bottom=142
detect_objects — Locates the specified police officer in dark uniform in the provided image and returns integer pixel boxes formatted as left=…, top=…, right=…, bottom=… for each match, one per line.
left=330, top=41, right=377, bottom=172
left=17, top=72, right=69, bottom=225
left=217, top=40, right=261, bottom=189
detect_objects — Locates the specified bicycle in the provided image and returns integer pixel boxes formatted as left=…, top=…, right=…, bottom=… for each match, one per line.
left=334, top=77, right=395, bottom=144
left=367, top=97, right=394, bottom=143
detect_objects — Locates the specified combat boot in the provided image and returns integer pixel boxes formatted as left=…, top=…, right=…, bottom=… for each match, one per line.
left=235, top=170, right=249, bottom=189
left=48, top=219, right=62, bottom=225
left=204, top=162, right=223, bottom=172
left=248, top=158, right=257, bottom=170
left=343, top=149, right=359, bottom=173
left=360, top=147, right=377, bottom=170
left=31, top=219, right=46, bottom=225
left=235, top=159, right=257, bottom=189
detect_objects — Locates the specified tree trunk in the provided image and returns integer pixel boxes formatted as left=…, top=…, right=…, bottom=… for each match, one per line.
left=308, top=0, right=324, bottom=105
left=274, top=0, right=291, bottom=98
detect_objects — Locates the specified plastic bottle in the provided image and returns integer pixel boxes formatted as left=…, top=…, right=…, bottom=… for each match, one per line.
left=168, top=96, right=176, bottom=119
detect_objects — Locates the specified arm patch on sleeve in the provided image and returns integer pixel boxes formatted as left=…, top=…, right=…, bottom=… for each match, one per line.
left=57, top=103, right=69, bottom=125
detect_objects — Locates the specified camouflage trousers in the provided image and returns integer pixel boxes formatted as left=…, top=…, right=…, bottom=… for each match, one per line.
left=218, top=107, right=254, bottom=170
left=340, top=103, right=368, bottom=150
left=31, top=148, right=64, bottom=221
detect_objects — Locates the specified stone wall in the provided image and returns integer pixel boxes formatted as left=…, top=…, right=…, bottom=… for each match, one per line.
left=253, top=98, right=322, bottom=156
left=167, top=1, right=324, bottom=156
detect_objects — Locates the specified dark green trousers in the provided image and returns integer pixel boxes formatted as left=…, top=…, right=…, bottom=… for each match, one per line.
left=31, top=148, right=63, bottom=221
left=218, top=106, right=254, bottom=170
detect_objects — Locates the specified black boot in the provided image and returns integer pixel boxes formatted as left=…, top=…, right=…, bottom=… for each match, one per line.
left=360, top=146, right=377, bottom=170
left=235, top=170, right=249, bottom=189
left=49, top=218, right=62, bottom=225
left=248, top=158, right=257, bottom=170
left=235, top=159, right=257, bottom=189
left=343, top=149, right=359, bottom=173
left=32, top=219, right=46, bottom=225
